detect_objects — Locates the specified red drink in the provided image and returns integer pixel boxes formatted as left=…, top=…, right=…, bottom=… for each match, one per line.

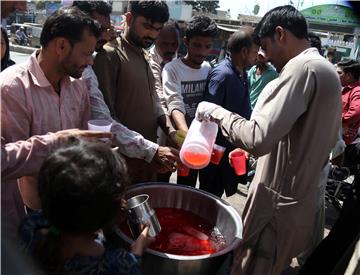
left=120, top=208, right=226, bottom=256
left=211, top=144, right=226, bottom=165
left=183, top=151, right=209, bottom=167
left=177, top=161, right=190, bottom=177
left=230, top=151, right=246, bottom=176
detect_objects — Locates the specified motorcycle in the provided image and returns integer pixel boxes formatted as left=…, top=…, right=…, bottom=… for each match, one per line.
left=326, top=164, right=358, bottom=210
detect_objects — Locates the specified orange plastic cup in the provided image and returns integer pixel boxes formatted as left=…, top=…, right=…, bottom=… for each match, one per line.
left=211, top=144, right=226, bottom=165
left=230, top=151, right=246, bottom=176
left=177, top=161, right=190, bottom=177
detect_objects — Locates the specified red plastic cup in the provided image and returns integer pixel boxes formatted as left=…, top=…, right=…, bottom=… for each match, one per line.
left=177, top=161, right=190, bottom=177
left=230, top=151, right=246, bottom=176
left=211, top=144, right=226, bottom=165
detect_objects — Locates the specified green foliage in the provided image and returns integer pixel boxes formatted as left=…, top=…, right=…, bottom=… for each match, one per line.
left=35, top=0, right=46, bottom=10
left=185, top=0, right=219, bottom=14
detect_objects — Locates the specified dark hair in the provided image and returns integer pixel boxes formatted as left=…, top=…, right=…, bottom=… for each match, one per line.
left=185, top=15, right=218, bottom=40
left=128, top=1, right=169, bottom=23
left=1, top=27, right=15, bottom=71
left=337, top=59, right=360, bottom=80
left=253, top=5, right=308, bottom=45
left=327, top=48, right=336, bottom=57
left=40, top=6, right=101, bottom=48
left=34, top=141, right=129, bottom=272
left=72, top=1, right=112, bottom=17
left=162, top=19, right=180, bottom=33
left=227, top=30, right=254, bottom=54
left=308, top=32, right=322, bottom=54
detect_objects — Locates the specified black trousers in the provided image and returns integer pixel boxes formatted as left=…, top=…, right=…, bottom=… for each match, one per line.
left=157, top=171, right=172, bottom=183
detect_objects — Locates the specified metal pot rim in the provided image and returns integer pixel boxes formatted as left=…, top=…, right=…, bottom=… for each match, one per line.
left=119, top=182, right=243, bottom=260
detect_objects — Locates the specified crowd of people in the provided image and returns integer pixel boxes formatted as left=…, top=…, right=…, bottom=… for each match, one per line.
left=1, top=1, right=359, bottom=274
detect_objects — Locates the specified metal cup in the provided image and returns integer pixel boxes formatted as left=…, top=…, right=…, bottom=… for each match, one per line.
left=127, top=194, right=161, bottom=238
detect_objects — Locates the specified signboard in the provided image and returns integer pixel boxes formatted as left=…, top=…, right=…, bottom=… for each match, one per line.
left=301, top=4, right=360, bottom=27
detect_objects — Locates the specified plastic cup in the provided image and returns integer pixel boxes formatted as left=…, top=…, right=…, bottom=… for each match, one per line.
left=230, top=151, right=246, bottom=176
left=177, top=161, right=190, bottom=177
left=88, top=119, right=112, bottom=140
left=211, top=144, right=226, bottom=165
left=88, top=119, right=112, bottom=131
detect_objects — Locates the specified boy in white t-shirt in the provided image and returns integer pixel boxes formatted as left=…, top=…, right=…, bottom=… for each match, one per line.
left=162, top=15, right=218, bottom=187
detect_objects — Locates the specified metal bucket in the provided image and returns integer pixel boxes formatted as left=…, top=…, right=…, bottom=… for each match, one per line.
left=118, top=183, right=243, bottom=275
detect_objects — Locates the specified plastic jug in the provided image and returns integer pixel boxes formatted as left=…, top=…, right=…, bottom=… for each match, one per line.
left=180, top=119, right=218, bottom=169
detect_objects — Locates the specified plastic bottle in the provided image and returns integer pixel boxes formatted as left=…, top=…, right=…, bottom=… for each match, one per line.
left=180, top=119, right=218, bottom=169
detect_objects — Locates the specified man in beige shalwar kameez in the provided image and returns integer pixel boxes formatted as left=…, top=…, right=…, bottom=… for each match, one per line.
left=196, top=5, right=342, bottom=275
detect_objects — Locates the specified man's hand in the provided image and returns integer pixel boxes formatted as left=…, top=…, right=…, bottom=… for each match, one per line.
left=152, top=146, right=180, bottom=173
left=195, top=101, right=221, bottom=121
left=54, top=128, right=113, bottom=144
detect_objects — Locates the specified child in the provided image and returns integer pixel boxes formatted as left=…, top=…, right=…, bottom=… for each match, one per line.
left=19, top=140, right=153, bottom=274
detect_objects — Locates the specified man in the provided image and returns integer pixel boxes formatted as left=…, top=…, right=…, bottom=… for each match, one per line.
left=248, top=48, right=278, bottom=109
left=74, top=1, right=179, bottom=175
left=201, top=30, right=257, bottom=197
left=15, top=26, right=29, bottom=45
left=1, top=1, right=27, bottom=28
left=337, top=59, right=360, bottom=148
left=308, top=31, right=323, bottom=56
left=149, top=19, right=180, bottom=182
left=1, top=7, right=101, bottom=238
left=150, top=19, right=180, bottom=118
left=163, top=15, right=218, bottom=187
left=326, top=48, right=336, bottom=64
left=299, top=62, right=359, bottom=274
left=196, top=6, right=341, bottom=274
left=296, top=31, right=328, bottom=267
left=93, top=1, right=178, bottom=182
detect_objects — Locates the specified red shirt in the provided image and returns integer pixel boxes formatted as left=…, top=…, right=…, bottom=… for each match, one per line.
left=342, top=80, right=360, bottom=144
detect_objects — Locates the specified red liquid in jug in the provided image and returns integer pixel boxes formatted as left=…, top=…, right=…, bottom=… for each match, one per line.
left=120, top=208, right=226, bottom=256
left=182, top=151, right=209, bottom=167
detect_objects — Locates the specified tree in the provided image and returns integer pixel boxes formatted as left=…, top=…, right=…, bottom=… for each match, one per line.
left=35, top=0, right=46, bottom=10
left=185, top=0, right=220, bottom=14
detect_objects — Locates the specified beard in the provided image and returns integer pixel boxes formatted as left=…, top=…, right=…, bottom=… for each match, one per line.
left=163, top=51, right=176, bottom=62
left=128, top=27, right=154, bottom=49
left=62, top=54, right=85, bottom=79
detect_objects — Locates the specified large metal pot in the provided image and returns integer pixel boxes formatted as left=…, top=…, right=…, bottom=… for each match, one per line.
left=118, top=183, right=242, bottom=275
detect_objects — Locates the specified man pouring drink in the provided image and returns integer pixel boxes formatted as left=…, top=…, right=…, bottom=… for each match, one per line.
left=195, top=5, right=342, bottom=275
